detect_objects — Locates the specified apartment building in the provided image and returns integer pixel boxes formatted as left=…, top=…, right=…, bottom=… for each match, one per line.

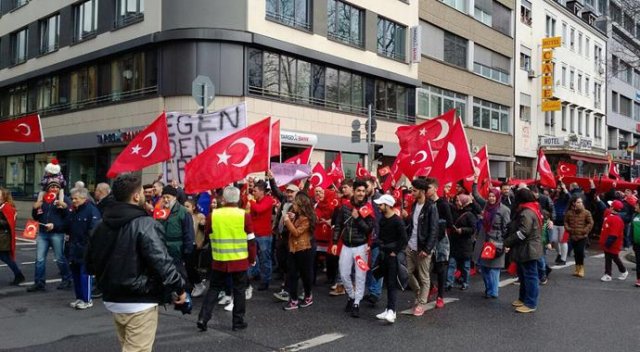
left=0, top=0, right=419, bottom=196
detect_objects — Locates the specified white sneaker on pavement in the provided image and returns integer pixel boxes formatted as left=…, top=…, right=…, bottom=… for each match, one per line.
left=191, top=282, right=207, bottom=298
left=376, top=309, right=389, bottom=320
left=245, top=285, right=253, bottom=300
left=218, top=295, right=232, bottom=305
left=69, top=299, right=82, bottom=308
left=601, top=274, right=612, bottom=282
left=385, top=310, right=396, bottom=323
left=224, top=300, right=234, bottom=312
left=618, top=271, right=629, bottom=280
left=75, top=301, right=93, bottom=310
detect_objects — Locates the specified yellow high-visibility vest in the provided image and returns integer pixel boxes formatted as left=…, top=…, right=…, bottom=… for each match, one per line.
left=210, top=207, right=248, bottom=262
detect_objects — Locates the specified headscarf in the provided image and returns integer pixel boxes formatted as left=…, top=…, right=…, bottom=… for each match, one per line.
left=457, top=194, right=472, bottom=208
left=482, top=188, right=502, bottom=233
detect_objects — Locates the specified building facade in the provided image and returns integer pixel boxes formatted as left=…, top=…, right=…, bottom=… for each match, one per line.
left=0, top=0, right=420, bottom=197
left=418, top=0, right=516, bottom=179
left=514, top=0, right=607, bottom=178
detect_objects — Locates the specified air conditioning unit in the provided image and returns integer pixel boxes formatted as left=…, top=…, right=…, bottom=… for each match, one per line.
left=527, top=70, right=536, bottom=78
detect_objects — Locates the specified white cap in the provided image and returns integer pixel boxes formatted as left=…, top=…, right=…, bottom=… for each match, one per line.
left=374, top=194, right=395, bottom=207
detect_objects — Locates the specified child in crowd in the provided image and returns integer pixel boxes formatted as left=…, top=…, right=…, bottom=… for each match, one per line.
left=36, top=159, right=66, bottom=204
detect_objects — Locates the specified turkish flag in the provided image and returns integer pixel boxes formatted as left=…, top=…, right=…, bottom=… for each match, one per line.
left=429, top=119, right=474, bottom=185
left=355, top=255, right=369, bottom=271
left=309, top=162, right=334, bottom=189
left=557, top=161, right=577, bottom=177
left=0, top=113, right=44, bottom=143
left=381, top=155, right=403, bottom=191
left=153, top=208, right=170, bottom=220
left=107, top=112, right=171, bottom=178
left=378, top=166, right=391, bottom=176
left=396, top=109, right=456, bottom=155
left=271, top=120, right=281, bottom=157
left=22, top=219, right=39, bottom=240
left=43, top=192, right=57, bottom=204
left=357, top=202, right=375, bottom=218
left=356, top=162, right=370, bottom=178
left=608, top=155, right=620, bottom=180
left=328, top=152, right=345, bottom=186
left=398, top=146, right=434, bottom=180
left=463, top=145, right=491, bottom=198
left=284, top=146, right=313, bottom=165
left=537, top=149, right=557, bottom=188
left=184, top=117, right=271, bottom=193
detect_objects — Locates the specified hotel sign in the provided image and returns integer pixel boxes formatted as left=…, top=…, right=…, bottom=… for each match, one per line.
left=539, top=136, right=564, bottom=146
left=542, top=36, right=562, bottom=49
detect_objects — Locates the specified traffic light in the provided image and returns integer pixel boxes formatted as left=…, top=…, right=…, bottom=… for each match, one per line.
left=373, top=144, right=383, bottom=160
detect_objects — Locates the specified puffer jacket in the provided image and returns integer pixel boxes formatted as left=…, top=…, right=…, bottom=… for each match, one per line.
left=86, top=202, right=186, bottom=304
left=505, top=206, right=543, bottom=262
left=563, top=208, right=593, bottom=241
left=333, top=198, right=374, bottom=248
left=473, top=204, right=510, bottom=268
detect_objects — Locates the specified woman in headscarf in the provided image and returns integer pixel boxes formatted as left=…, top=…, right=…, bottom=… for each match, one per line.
left=505, top=188, right=544, bottom=313
left=446, top=194, right=478, bottom=291
left=473, top=188, right=510, bottom=298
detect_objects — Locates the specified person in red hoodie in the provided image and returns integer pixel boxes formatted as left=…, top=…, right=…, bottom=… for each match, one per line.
left=599, top=200, right=628, bottom=282
left=247, top=180, right=275, bottom=291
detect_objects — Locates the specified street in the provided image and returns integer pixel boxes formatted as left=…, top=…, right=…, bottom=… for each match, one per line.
left=1, top=239, right=639, bottom=352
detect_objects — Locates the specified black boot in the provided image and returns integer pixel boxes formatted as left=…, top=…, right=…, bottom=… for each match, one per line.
left=344, top=298, right=354, bottom=313
left=197, top=320, right=207, bottom=332
left=11, top=273, right=25, bottom=286
left=351, top=304, right=360, bottom=318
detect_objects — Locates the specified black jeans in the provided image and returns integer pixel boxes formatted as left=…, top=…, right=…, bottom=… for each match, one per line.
left=326, top=254, right=339, bottom=285
left=604, top=252, right=626, bottom=275
left=287, top=249, right=313, bottom=300
left=570, top=239, right=586, bottom=265
left=383, top=253, right=399, bottom=311
left=198, top=270, right=247, bottom=327
left=434, top=261, right=448, bottom=299
left=635, top=247, right=640, bottom=280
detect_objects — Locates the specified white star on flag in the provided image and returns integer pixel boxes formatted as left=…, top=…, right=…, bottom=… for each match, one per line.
left=419, top=128, right=426, bottom=136
left=217, top=150, right=231, bottom=165
left=131, top=145, right=142, bottom=154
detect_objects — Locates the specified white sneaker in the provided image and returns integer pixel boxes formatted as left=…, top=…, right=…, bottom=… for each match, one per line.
left=75, top=301, right=93, bottom=310
left=218, top=295, right=232, bottom=305
left=69, top=299, right=82, bottom=308
left=224, top=300, right=234, bottom=312
left=245, top=285, right=253, bottom=300
left=191, top=282, right=207, bottom=298
left=600, top=274, right=612, bottom=282
left=618, top=271, right=629, bottom=280
left=376, top=309, right=389, bottom=320
left=385, top=310, right=396, bottom=323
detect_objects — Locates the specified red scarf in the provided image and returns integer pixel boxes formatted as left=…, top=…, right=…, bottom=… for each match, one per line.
left=518, top=201, right=543, bottom=226
left=0, top=202, right=17, bottom=261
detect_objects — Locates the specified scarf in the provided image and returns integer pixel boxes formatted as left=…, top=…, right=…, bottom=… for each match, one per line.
left=518, top=201, right=543, bottom=226
left=482, top=188, right=502, bottom=233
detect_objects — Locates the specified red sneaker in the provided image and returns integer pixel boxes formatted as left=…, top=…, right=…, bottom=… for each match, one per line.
left=435, top=297, right=444, bottom=309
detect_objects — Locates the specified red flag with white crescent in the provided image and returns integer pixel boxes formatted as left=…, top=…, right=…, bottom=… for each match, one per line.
left=355, top=255, right=369, bottom=271
left=356, top=162, right=370, bottom=178
left=43, top=191, right=57, bottom=204
left=107, top=112, right=171, bottom=178
left=309, top=162, right=334, bottom=189
left=378, top=166, right=391, bottom=177
left=0, top=113, right=44, bottom=143
left=328, top=152, right=345, bottom=186
left=429, top=117, right=475, bottom=185
left=284, top=146, right=313, bottom=165
left=463, top=145, right=491, bottom=198
left=396, top=109, right=456, bottom=155
left=22, top=219, right=39, bottom=240
left=608, top=155, right=620, bottom=180
left=270, top=120, right=281, bottom=157
left=537, top=149, right=557, bottom=188
left=153, top=208, right=170, bottom=220
left=556, top=161, right=577, bottom=177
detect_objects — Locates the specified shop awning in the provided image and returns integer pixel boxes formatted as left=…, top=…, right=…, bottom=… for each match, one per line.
left=570, top=155, right=609, bottom=164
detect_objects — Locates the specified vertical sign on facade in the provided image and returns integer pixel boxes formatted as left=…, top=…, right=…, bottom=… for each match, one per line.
left=541, top=37, right=561, bottom=112
left=410, top=25, right=422, bottom=63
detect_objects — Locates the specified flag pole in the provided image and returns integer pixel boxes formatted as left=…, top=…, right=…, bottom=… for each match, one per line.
left=534, top=148, right=540, bottom=185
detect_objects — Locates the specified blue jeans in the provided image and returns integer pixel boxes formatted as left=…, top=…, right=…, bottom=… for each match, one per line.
left=35, top=232, right=71, bottom=286
left=447, top=257, right=470, bottom=288
left=365, top=246, right=383, bottom=298
left=0, top=251, right=22, bottom=277
left=517, top=260, right=539, bottom=309
left=249, top=236, right=273, bottom=285
left=537, top=256, right=547, bottom=281
left=481, top=266, right=500, bottom=297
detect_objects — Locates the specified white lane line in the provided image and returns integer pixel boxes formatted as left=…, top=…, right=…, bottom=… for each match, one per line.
left=591, top=253, right=605, bottom=258
left=278, top=333, right=345, bottom=352
left=19, top=278, right=62, bottom=286
left=400, top=297, right=459, bottom=315
left=550, top=261, right=576, bottom=270
left=16, top=237, right=36, bottom=244
left=499, top=278, right=518, bottom=287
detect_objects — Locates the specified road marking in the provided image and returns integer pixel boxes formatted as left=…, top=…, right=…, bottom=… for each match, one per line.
left=591, top=253, right=605, bottom=258
left=277, top=333, right=345, bottom=352
left=550, top=261, right=576, bottom=270
left=499, top=278, right=518, bottom=287
left=400, top=297, right=459, bottom=315
left=17, top=237, right=36, bottom=244
left=19, top=278, right=62, bottom=286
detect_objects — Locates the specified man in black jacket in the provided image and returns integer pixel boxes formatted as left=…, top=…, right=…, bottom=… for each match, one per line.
left=404, top=178, right=439, bottom=317
left=86, top=173, right=186, bottom=352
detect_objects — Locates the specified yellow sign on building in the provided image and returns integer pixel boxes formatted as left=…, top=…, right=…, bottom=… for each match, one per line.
left=542, top=37, right=562, bottom=49
left=542, top=99, right=561, bottom=111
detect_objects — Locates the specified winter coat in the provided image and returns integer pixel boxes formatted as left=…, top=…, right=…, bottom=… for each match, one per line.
left=553, top=190, right=570, bottom=225
left=450, top=205, right=478, bottom=259
left=333, top=199, right=375, bottom=248
left=32, top=197, right=72, bottom=234
left=599, top=212, right=624, bottom=255
left=473, top=204, right=510, bottom=268
left=405, top=199, right=439, bottom=254
left=65, top=201, right=101, bottom=264
left=285, top=215, right=312, bottom=253
left=563, top=208, right=593, bottom=241
left=504, top=206, right=543, bottom=263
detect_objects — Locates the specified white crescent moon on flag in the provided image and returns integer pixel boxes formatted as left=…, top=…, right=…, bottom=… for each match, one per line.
left=433, top=120, right=450, bottom=141
left=445, top=142, right=456, bottom=169
left=560, top=165, right=569, bottom=173
left=141, top=133, right=158, bottom=158
left=311, top=172, right=323, bottom=186
left=473, top=156, right=481, bottom=167
left=26, top=224, right=36, bottom=232
left=295, top=158, right=301, bottom=164
left=414, top=150, right=428, bottom=164
left=539, top=156, right=551, bottom=174
left=230, top=137, right=255, bottom=167
left=159, top=209, right=168, bottom=218
left=15, top=123, right=31, bottom=136
left=357, top=168, right=366, bottom=177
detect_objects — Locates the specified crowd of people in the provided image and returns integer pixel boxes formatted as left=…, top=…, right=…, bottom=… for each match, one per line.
left=1, top=165, right=640, bottom=351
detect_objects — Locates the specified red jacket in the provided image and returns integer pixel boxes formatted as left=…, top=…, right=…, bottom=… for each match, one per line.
left=600, top=212, right=624, bottom=255
left=205, top=209, right=257, bottom=272
left=250, top=195, right=275, bottom=236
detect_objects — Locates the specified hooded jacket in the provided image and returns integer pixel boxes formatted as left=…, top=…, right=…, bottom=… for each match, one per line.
left=86, top=202, right=185, bottom=303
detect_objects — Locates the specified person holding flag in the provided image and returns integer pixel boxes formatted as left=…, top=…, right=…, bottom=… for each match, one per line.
left=331, top=180, right=375, bottom=318
left=0, top=187, right=25, bottom=285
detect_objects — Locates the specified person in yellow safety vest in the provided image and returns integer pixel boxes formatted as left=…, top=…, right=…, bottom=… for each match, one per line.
left=197, top=186, right=256, bottom=332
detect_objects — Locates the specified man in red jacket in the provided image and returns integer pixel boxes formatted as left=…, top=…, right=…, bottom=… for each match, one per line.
left=600, top=200, right=628, bottom=282
left=247, top=180, right=275, bottom=291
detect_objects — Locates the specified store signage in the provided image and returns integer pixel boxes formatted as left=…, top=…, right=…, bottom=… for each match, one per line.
left=540, top=136, right=564, bottom=146
left=540, top=38, right=561, bottom=111
left=542, top=100, right=561, bottom=111
left=542, top=36, right=562, bottom=49
left=578, top=138, right=593, bottom=150
left=281, top=130, right=318, bottom=146
left=97, top=129, right=141, bottom=144
left=410, top=25, right=422, bottom=63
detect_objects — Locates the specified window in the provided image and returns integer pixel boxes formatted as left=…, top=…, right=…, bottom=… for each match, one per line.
left=594, top=45, right=603, bottom=72
left=635, top=70, right=640, bottom=90
left=377, top=17, right=407, bottom=61
left=492, top=1, right=511, bottom=35
left=9, top=85, right=28, bottom=116
left=519, top=93, right=531, bottom=122
left=421, top=22, right=468, bottom=69
left=521, top=0, right=532, bottom=26
left=635, top=102, right=640, bottom=121
left=612, top=91, right=619, bottom=113
left=561, top=65, right=567, bottom=86
left=610, top=2, right=622, bottom=23
left=12, top=0, right=28, bottom=10
left=577, top=32, right=582, bottom=54
left=116, top=0, right=144, bottom=27
left=375, top=80, right=408, bottom=120
left=569, top=107, right=575, bottom=132
left=474, top=0, right=493, bottom=26
left=10, top=28, right=28, bottom=65
left=444, top=32, right=468, bottom=68
left=74, top=0, right=98, bottom=41
left=561, top=22, right=567, bottom=47
left=417, top=84, right=467, bottom=121
left=577, top=110, right=583, bottom=135
left=110, top=51, right=154, bottom=99
left=620, top=95, right=632, bottom=117
left=441, top=0, right=467, bottom=13
left=545, top=111, right=554, bottom=127
left=561, top=105, right=567, bottom=130
left=585, top=112, right=590, bottom=136
left=577, top=73, right=582, bottom=93
left=39, top=14, right=59, bottom=54
left=585, top=76, right=589, bottom=95
left=472, top=97, right=509, bottom=132
left=619, top=59, right=632, bottom=83
left=624, top=13, right=634, bottom=34
left=70, top=65, right=98, bottom=108
left=266, top=0, right=310, bottom=30
left=612, top=55, right=619, bottom=75
left=569, top=27, right=575, bottom=50
left=569, top=68, right=575, bottom=89
left=585, top=37, right=590, bottom=57
left=474, top=45, right=510, bottom=84
left=594, top=115, right=602, bottom=138
left=327, top=0, right=364, bottom=47
left=520, top=46, right=531, bottom=71
left=36, top=76, right=59, bottom=111
left=545, top=15, right=556, bottom=37
left=594, top=82, right=602, bottom=108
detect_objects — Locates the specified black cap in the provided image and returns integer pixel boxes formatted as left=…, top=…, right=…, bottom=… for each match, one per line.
left=162, top=185, right=178, bottom=197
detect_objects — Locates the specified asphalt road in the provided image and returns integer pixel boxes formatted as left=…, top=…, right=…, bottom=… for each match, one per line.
left=1, top=240, right=639, bottom=352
